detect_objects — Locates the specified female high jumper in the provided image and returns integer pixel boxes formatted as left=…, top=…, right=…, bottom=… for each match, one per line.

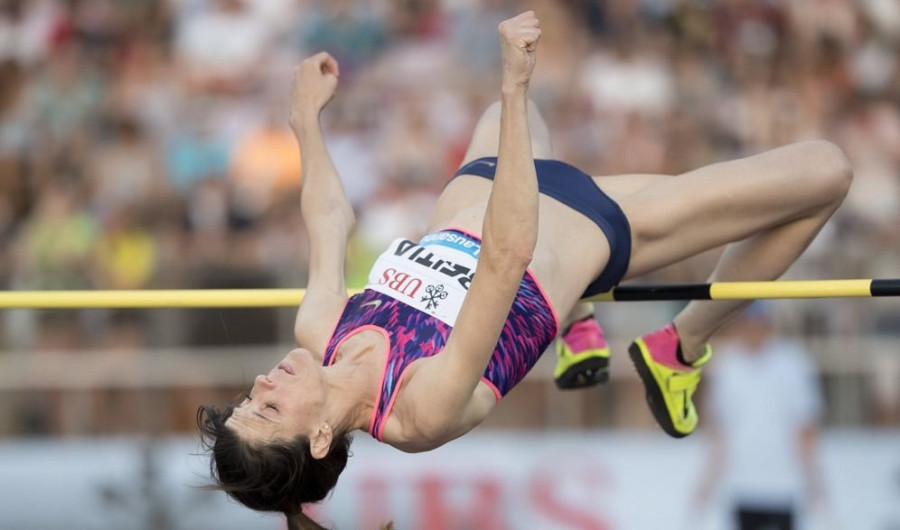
left=198, top=11, right=852, bottom=529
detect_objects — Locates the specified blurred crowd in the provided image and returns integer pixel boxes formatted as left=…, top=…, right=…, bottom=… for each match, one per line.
left=0, top=0, right=899, bottom=433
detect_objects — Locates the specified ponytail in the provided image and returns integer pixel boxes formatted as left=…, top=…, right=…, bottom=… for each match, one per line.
left=285, top=509, right=327, bottom=530
left=284, top=509, right=395, bottom=530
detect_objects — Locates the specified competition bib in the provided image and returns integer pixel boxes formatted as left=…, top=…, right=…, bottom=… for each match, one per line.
left=366, top=231, right=480, bottom=326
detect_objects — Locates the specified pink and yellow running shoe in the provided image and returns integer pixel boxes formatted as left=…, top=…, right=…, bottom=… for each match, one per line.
left=554, top=318, right=611, bottom=390
left=628, top=323, right=712, bottom=438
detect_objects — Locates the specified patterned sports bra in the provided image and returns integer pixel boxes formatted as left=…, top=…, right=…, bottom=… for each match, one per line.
left=322, top=228, right=559, bottom=442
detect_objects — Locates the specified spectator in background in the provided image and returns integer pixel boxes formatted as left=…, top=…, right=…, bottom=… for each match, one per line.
left=252, top=0, right=299, bottom=33
left=106, top=37, right=181, bottom=147
left=175, top=0, right=270, bottom=94
left=0, top=59, right=30, bottom=237
left=577, top=29, right=676, bottom=174
left=578, top=34, right=675, bottom=120
left=7, top=179, right=96, bottom=355
left=692, top=303, right=830, bottom=530
left=86, top=114, right=167, bottom=219
left=93, top=207, right=156, bottom=291
left=12, top=180, right=97, bottom=291
left=0, top=0, right=59, bottom=66
left=165, top=103, right=230, bottom=193
left=230, top=108, right=302, bottom=221
left=319, top=95, right=380, bottom=208
left=375, top=96, right=446, bottom=188
left=68, top=0, right=125, bottom=57
left=29, top=41, right=104, bottom=154
left=298, top=0, right=387, bottom=79
left=385, top=0, right=444, bottom=41
left=447, top=0, right=508, bottom=76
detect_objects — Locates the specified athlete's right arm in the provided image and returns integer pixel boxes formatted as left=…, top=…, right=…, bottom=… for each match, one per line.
left=290, top=53, right=355, bottom=358
left=396, top=12, right=542, bottom=444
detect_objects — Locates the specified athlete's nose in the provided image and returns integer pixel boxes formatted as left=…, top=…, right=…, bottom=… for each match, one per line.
left=255, top=374, right=274, bottom=388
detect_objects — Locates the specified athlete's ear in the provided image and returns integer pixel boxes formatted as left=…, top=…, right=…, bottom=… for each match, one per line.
left=309, top=423, right=333, bottom=459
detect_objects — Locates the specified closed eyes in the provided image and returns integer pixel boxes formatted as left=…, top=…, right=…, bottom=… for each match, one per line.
left=243, top=394, right=278, bottom=414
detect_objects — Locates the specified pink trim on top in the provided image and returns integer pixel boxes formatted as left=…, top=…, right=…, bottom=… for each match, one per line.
left=525, top=268, right=561, bottom=331
left=480, top=377, right=502, bottom=402
left=443, top=226, right=562, bottom=330
left=325, top=325, right=392, bottom=436
left=375, top=368, right=405, bottom=441
left=376, top=374, right=501, bottom=441
left=377, top=378, right=501, bottom=442
left=321, top=296, right=353, bottom=367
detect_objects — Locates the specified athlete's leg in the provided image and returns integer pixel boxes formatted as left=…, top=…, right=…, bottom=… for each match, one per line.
left=593, top=173, right=672, bottom=198
left=562, top=302, right=594, bottom=326
left=597, top=141, right=851, bottom=437
left=459, top=100, right=554, bottom=165
left=432, top=99, right=555, bottom=228
left=614, top=140, right=853, bottom=360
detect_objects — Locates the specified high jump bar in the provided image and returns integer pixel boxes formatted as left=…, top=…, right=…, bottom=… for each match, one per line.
left=0, top=279, right=898, bottom=308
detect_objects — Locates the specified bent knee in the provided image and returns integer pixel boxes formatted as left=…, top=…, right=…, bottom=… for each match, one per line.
left=794, top=140, right=854, bottom=204
left=809, top=140, right=854, bottom=192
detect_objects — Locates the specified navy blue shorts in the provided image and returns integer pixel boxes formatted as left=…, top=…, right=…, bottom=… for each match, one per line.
left=453, top=157, right=632, bottom=298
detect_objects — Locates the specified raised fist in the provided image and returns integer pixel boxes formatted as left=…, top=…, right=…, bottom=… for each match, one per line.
left=289, top=52, right=340, bottom=128
left=498, top=11, right=541, bottom=89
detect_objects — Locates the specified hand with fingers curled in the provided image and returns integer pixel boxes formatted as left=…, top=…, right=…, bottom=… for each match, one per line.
left=289, top=52, right=340, bottom=129
left=498, top=11, right=541, bottom=91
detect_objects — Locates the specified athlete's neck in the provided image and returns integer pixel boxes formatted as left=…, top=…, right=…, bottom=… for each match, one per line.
left=322, top=331, right=385, bottom=433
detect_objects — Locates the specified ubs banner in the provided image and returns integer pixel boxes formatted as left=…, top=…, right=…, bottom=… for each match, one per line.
left=1, top=432, right=898, bottom=529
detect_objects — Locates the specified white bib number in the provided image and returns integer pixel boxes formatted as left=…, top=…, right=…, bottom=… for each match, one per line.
left=366, top=233, right=480, bottom=326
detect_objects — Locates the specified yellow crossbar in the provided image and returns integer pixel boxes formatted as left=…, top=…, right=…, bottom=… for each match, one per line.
left=0, top=289, right=312, bottom=309
left=0, top=279, right=896, bottom=308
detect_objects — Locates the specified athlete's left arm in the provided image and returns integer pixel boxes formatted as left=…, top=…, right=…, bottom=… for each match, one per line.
left=401, top=12, right=542, bottom=442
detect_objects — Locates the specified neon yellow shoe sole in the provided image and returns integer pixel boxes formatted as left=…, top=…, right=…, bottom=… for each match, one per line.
left=554, top=342, right=610, bottom=390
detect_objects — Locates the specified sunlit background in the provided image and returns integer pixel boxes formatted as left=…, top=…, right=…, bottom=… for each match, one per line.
left=1, top=0, right=899, bottom=528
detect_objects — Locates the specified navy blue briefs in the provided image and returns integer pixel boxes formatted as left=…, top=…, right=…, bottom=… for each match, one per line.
left=453, top=157, right=632, bottom=298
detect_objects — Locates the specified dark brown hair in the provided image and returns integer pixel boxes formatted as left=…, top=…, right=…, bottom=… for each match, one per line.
left=197, top=403, right=352, bottom=529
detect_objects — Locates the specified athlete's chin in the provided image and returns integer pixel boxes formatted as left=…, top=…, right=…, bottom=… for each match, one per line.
left=286, top=348, right=315, bottom=367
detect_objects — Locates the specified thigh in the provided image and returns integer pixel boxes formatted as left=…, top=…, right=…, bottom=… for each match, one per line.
left=592, top=173, right=672, bottom=200
left=460, top=100, right=554, bottom=166
left=614, top=141, right=850, bottom=279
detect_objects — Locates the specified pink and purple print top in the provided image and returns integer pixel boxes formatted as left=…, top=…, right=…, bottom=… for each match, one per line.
left=321, top=229, right=559, bottom=442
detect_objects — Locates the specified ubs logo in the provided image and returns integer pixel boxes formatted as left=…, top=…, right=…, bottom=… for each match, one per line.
left=378, top=268, right=424, bottom=298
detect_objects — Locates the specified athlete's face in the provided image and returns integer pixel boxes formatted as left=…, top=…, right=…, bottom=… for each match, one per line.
left=226, top=348, right=326, bottom=443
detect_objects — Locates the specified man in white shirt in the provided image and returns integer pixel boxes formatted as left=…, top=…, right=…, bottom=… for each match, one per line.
left=693, top=302, right=827, bottom=530
left=175, top=0, right=271, bottom=94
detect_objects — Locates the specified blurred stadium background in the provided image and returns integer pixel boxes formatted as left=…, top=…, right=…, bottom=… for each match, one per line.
left=0, top=0, right=898, bottom=528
